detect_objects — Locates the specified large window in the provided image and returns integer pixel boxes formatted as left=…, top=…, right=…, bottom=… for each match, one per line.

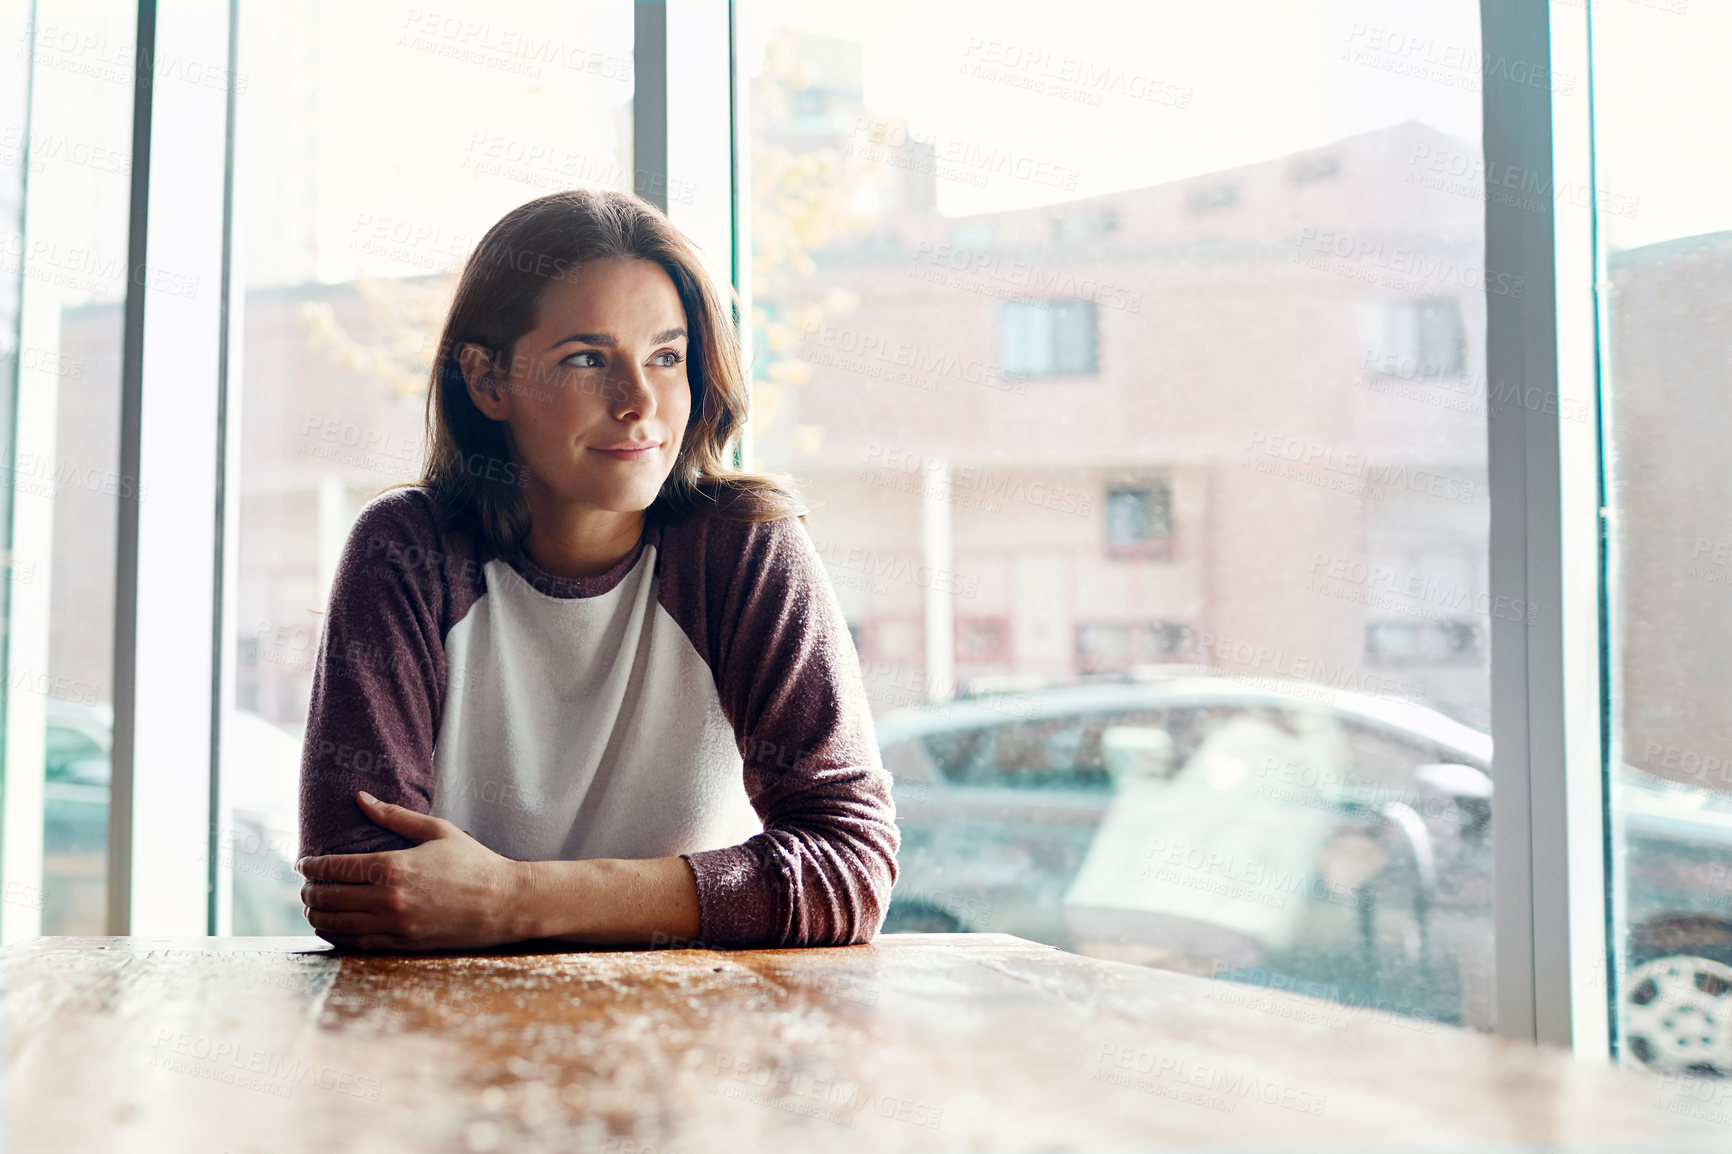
left=8, top=0, right=1717, bottom=1081
left=1593, top=1, right=1732, bottom=1086
left=2, top=0, right=637, bottom=937
left=216, top=0, right=636, bottom=933
left=744, top=0, right=1493, bottom=1030
left=4, top=0, right=138, bottom=936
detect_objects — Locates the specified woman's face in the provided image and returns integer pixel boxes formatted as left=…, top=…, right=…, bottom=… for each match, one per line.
left=462, top=256, right=693, bottom=517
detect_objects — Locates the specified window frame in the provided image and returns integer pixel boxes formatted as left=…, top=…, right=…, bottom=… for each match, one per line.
left=1102, top=482, right=1176, bottom=560
left=107, top=0, right=236, bottom=937
left=996, top=297, right=1100, bottom=380
left=0, top=0, right=1621, bottom=1066
left=1480, top=0, right=1609, bottom=1054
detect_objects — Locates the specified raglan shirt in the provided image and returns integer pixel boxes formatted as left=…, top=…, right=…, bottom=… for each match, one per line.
left=297, top=487, right=899, bottom=948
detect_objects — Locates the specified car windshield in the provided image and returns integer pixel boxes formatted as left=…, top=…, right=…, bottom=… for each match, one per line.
left=922, top=712, right=1118, bottom=790
left=45, top=725, right=107, bottom=783
left=915, top=696, right=1466, bottom=799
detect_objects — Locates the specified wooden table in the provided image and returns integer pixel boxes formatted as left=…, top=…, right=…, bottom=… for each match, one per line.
left=4, top=933, right=1724, bottom=1152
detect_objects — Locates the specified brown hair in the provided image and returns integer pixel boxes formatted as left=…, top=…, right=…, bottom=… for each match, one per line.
left=417, top=188, right=805, bottom=559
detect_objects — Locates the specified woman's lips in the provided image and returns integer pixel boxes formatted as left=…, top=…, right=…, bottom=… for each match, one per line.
left=590, top=442, right=661, bottom=462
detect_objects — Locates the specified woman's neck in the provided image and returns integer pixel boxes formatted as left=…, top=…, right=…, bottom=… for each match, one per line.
left=522, top=502, right=647, bottom=580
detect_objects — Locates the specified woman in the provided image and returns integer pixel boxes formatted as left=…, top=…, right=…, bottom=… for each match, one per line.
left=295, top=189, right=898, bottom=951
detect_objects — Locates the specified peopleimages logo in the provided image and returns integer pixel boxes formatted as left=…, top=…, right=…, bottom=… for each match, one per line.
left=1307, top=551, right=1537, bottom=626
left=862, top=443, right=1093, bottom=517
left=909, top=241, right=1143, bottom=312
left=148, top=1028, right=381, bottom=1101
left=957, top=38, right=1194, bottom=109
left=1406, top=144, right=1641, bottom=221
left=1293, top=227, right=1523, bottom=299
left=850, top=117, right=1082, bottom=192
left=1092, top=1044, right=1327, bottom=1115
left=1342, top=24, right=1574, bottom=95
left=800, top=322, right=1026, bottom=395
left=1242, top=430, right=1479, bottom=505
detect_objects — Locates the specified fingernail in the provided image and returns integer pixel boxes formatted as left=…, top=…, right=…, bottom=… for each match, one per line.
left=358, top=790, right=378, bottom=805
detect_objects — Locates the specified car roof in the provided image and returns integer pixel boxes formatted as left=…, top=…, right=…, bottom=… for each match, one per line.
left=872, top=675, right=1492, bottom=765
left=45, top=698, right=114, bottom=747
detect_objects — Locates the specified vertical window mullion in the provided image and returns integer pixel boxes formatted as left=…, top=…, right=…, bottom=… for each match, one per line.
left=109, top=0, right=233, bottom=936
left=1482, top=0, right=1607, bottom=1053
left=1554, top=1, right=1613, bottom=1062
left=208, top=0, right=243, bottom=936
left=660, top=0, right=742, bottom=462
left=0, top=0, right=41, bottom=945
left=633, top=0, right=668, bottom=214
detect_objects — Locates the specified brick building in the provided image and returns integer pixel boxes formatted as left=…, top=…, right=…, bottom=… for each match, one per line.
left=756, top=114, right=1493, bottom=728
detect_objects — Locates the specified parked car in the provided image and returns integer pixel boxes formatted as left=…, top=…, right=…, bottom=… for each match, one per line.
left=1613, top=773, right=1732, bottom=1075
left=876, top=669, right=1732, bottom=1075
left=44, top=699, right=307, bottom=935
left=43, top=700, right=114, bottom=933
left=42, top=677, right=1730, bottom=1072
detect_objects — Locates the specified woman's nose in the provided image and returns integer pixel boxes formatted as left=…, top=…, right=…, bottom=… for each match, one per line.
left=610, top=364, right=656, bottom=418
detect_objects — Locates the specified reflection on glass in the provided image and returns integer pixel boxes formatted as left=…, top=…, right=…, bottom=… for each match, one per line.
left=742, top=0, right=1494, bottom=1028
left=10, top=1, right=138, bottom=935
left=1594, top=0, right=1732, bottom=1087
left=220, top=0, right=635, bottom=932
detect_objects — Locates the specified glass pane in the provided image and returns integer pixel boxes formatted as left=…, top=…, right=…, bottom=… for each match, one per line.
left=743, top=0, right=1494, bottom=1029
left=1594, top=1, right=1732, bottom=1090
left=222, top=0, right=634, bottom=933
left=6, top=0, right=140, bottom=935
left=998, top=300, right=1054, bottom=377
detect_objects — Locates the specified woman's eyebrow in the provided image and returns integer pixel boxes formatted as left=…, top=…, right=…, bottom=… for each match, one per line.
left=549, top=327, right=687, bottom=350
left=550, top=332, right=614, bottom=350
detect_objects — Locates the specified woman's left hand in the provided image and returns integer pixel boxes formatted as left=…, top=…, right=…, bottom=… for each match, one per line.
left=296, top=791, right=531, bottom=951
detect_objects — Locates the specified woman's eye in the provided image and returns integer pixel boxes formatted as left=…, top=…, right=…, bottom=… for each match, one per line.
left=651, top=350, right=684, bottom=368
left=564, top=351, right=603, bottom=369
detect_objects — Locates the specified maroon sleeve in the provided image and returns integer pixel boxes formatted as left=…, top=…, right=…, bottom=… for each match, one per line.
left=663, top=513, right=901, bottom=949
left=297, top=487, right=478, bottom=859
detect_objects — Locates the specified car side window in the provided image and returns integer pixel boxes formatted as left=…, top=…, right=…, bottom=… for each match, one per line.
left=990, top=716, right=1093, bottom=788
left=1160, top=705, right=1270, bottom=769
left=45, top=725, right=106, bottom=783
left=921, top=713, right=1108, bottom=786
left=1339, top=721, right=1451, bottom=789
left=920, top=728, right=987, bottom=783
left=922, top=713, right=1132, bottom=790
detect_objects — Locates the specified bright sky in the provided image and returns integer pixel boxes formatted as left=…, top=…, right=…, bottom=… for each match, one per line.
left=738, top=0, right=1731, bottom=249
left=738, top=0, right=1486, bottom=215
left=14, top=0, right=1730, bottom=304
left=1589, top=0, right=1732, bottom=251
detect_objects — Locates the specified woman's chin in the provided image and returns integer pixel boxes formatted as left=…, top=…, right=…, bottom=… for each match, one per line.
left=577, top=494, right=660, bottom=516
left=535, top=471, right=668, bottom=515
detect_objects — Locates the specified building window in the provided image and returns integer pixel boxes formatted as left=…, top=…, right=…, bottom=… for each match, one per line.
left=956, top=617, right=1010, bottom=664
left=1366, top=619, right=1483, bottom=662
left=1054, top=207, right=1118, bottom=244
left=1148, top=623, right=1190, bottom=655
left=1360, top=298, right=1466, bottom=380
left=1289, top=152, right=1343, bottom=184
left=1076, top=620, right=1191, bottom=673
left=1076, top=623, right=1135, bottom=673
left=1185, top=182, right=1240, bottom=213
left=950, top=222, right=994, bottom=250
left=998, top=299, right=1098, bottom=378
left=1104, top=484, right=1175, bottom=558
left=871, top=618, right=923, bottom=663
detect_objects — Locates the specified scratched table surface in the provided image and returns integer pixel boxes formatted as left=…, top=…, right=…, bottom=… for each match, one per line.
left=3, top=934, right=1723, bottom=1153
